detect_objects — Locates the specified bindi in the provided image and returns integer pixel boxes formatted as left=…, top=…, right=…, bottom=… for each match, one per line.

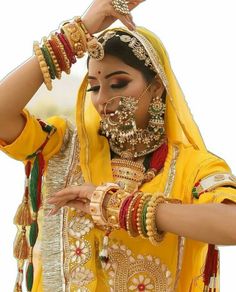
left=97, top=71, right=101, bottom=74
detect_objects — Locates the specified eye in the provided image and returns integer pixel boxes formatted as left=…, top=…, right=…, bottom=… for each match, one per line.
left=111, top=80, right=130, bottom=89
left=86, top=85, right=100, bottom=92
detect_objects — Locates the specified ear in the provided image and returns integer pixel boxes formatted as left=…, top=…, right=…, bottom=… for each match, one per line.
left=150, top=76, right=164, bottom=96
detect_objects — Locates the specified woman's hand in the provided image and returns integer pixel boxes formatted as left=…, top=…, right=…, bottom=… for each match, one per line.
left=82, top=0, right=145, bottom=34
left=47, top=183, right=96, bottom=215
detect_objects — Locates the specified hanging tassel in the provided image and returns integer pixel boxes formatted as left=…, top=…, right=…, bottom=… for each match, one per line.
left=14, top=190, right=32, bottom=226
left=26, top=261, right=34, bottom=292
left=99, top=228, right=112, bottom=264
left=203, top=244, right=219, bottom=292
left=13, top=227, right=29, bottom=260
left=13, top=260, right=24, bottom=292
left=14, top=161, right=33, bottom=226
left=29, top=220, right=39, bottom=247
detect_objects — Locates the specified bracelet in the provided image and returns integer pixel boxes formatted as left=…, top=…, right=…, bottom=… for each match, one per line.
left=43, top=37, right=62, bottom=80
left=105, top=189, right=129, bottom=229
left=51, top=34, right=71, bottom=74
left=146, top=194, right=166, bottom=245
left=90, top=183, right=120, bottom=227
left=126, top=192, right=143, bottom=237
left=136, top=193, right=152, bottom=239
left=33, top=41, right=52, bottom=91
left=61, top=21, right=87, bottom=58
left=74, top=16, right=104, bottom=61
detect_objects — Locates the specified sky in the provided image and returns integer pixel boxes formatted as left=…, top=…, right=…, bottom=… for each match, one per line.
left=0, top=0, right=236, bottom=291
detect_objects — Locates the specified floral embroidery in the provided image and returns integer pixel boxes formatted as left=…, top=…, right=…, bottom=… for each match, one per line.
left=102, top=243, right=173, bottom=292
left=129, top=274, right=155, bottom=291
left=69, top=216, right=94, bottom=238
left=69, top=239, right=91, bottom=265
left=70, top=266, right=94, bottom=286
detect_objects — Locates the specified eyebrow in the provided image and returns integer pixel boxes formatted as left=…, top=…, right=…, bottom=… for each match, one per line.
left=88, top=71, right=130, bottom=80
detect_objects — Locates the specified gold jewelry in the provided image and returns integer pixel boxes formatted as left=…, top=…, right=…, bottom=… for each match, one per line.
left=126, top=191, right=143, bottom=237
left=99, top=30, right=156, bottom=72
left=51, top=34, right=71, bottom=74
left=105, top=189, right=129, bottom=229
left=111, top=0, right=130, bottom=15
left=137, top=193, right=152, bottom=239
left=43, top=37, right=62, bottom=80
left=33, top=41, right=52, bottom=90
left=61, top=21, right=87, bottom=58
left=74, top=16, right=104, bottom=60
left=146, top=194, right=166, bottom=245
left=111, top=158, right=145, bottom=193
left=90, top=183, right=120, bottom=227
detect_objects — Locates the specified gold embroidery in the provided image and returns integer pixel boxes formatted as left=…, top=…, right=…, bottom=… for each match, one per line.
left=163, top=145, right=179, bottom=197
left=103, top=243, right=173, bottom=292
left=42, top=122, right=76, bottom=292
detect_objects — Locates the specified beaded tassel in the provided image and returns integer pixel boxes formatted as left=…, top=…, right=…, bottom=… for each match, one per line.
left=203, top=244, right=219, bottom=292
left=13, top=120, right=56, bottom=292
left=99, top=228, right=112, bottom=264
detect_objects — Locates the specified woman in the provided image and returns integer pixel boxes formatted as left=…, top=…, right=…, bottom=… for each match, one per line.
left=0, top=0, right=236, bottom=291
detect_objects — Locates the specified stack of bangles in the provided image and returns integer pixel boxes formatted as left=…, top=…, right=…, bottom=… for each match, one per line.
left=90, top=183, right=182, bottom=245
left=33, top=16, right=104, bottom=91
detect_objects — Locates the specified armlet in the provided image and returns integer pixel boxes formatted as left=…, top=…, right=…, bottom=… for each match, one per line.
left=192, top=172, right=236, bottom=199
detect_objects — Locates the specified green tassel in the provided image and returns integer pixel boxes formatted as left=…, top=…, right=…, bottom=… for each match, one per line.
left=30, top=156, right=39, bottom=212
left=29, top=221, right=38, bottom=247
left=26, top=263, right=34, bottom=291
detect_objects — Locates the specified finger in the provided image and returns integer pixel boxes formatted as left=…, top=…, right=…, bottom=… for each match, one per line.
left=66, top=200, right=91, bottom=215
left=111, top=10, right=136, bottom=31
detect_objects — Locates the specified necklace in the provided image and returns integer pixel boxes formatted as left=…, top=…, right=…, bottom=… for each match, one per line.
left=111, top=140, right=168, bottom=192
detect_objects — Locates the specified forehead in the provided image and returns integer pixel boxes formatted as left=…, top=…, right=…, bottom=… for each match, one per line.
left=88, top=55, right=140, bottom=77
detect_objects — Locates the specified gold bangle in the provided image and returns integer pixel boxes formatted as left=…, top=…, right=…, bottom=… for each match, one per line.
left=136, top=193, right=152, bottom=239
left=43, top=37, right=62, bottom=80
left=74, top=16, right=104, bottom=61
left=126, top=191, right=143, bottom=237
left=90, top=183, right=120, bottom=227
left=105, top=189, right=129, bottom=229
left=51, top=34, right=71, bottom=74
left=146, top=194, right=166, bottom=246
left=33, top=41, right=52, bottom=91
left=61, top=21, right=87, bottom=58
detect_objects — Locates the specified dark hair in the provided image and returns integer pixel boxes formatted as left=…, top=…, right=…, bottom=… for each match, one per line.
left=87, top=30, right=166, bottom=102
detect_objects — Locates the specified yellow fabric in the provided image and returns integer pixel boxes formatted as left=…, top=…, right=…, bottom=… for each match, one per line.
left=0, top=108, right=67, bottom=162
left=1, top=27, right=236, bottom=291
left=75, top=26, right=236, bottom=291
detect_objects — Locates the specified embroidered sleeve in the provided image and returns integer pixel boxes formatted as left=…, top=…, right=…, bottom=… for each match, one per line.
left=0, top=108, right=67, bottom=161
left=192, top=172, right=236, bottom=199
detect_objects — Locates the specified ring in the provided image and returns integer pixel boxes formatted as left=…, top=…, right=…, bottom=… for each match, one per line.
left=111, top=0, right=130, bottom=15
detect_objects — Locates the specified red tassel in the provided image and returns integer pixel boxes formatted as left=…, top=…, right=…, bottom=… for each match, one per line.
left=203, top=244, right=219, bottom=291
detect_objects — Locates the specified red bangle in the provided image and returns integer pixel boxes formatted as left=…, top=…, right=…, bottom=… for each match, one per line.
left=49, top=37, right=67, bottom=72
left=56, top=32, right=77, bottom=65
left=119, top=195, right=133, bottom=230
left=131, top=193, right=143, bottom=234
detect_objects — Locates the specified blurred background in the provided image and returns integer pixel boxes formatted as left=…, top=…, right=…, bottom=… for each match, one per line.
left=0, top=0, right=236, bottom=290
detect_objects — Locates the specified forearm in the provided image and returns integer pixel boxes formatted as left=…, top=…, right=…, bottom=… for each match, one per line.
left=0, top=56, right=43, bottom=117
left=156, top=202, right=236, bottom=245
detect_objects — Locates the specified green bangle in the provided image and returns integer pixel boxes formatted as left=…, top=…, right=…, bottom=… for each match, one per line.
left=141, top=199, right=149, bottom=237
left=41, top=45, right=56, bottom=80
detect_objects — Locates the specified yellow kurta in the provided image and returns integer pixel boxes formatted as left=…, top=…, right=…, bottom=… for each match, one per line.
left=1, top=109, right=236, bottom=292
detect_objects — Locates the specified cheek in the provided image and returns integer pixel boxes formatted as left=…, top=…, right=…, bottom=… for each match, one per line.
left=90, top=95, right=99, bottom=111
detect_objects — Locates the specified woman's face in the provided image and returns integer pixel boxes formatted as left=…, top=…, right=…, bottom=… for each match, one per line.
left=87, top=54, right=163, bottom=129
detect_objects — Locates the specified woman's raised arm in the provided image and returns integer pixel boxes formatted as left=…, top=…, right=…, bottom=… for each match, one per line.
left=0, top=0, right=143, bottom=145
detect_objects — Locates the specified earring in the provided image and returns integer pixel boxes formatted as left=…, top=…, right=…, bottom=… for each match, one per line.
left=148, top=95, right=166, bottom=134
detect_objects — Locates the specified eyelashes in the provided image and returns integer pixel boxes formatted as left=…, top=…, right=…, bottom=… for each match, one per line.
left=86, top=81, right=130, bottom=92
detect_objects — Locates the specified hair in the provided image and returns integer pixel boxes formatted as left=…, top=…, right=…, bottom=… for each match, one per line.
left=87, top=30, right=166, bottom=102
